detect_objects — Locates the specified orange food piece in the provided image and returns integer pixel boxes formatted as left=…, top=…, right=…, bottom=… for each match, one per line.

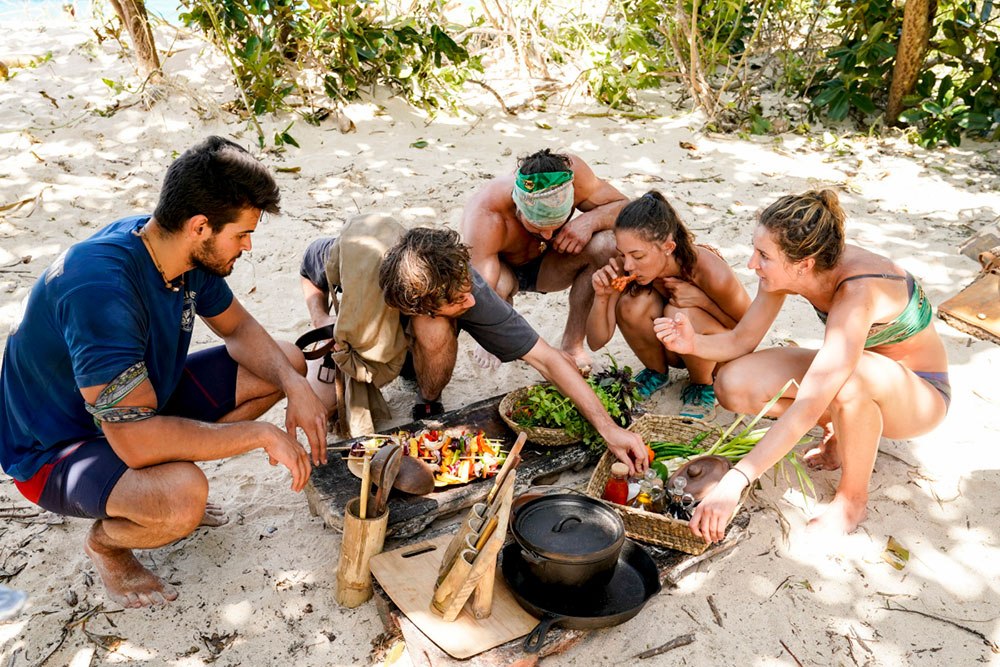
left=646, top=445, right=656, bottom=464
left=611, top=274, right=638, bottom=292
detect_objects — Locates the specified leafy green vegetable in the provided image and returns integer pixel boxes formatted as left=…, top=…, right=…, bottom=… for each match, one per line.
left=510, top=355, right=640, bottom=454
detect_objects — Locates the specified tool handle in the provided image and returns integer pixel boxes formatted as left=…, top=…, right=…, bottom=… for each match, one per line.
left=487, top=431, right=527, bottom=504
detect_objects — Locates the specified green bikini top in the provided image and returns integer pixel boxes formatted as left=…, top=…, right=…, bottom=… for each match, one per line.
left=813, top=272, right=933, bottom=348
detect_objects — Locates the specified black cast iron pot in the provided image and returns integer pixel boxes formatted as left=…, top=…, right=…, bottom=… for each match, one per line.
left=510, top=493, right=625, bottom=588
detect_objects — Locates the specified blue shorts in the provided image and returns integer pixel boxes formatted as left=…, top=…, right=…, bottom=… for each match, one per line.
left=16, top=346, right=239, bottom=519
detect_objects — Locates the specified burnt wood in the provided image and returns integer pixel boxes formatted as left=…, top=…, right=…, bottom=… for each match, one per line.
left=305, top=393, right=595, bottom=538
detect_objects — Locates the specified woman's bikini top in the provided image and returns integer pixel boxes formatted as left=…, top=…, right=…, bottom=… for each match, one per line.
left=813, top=272, right=933, bottom=348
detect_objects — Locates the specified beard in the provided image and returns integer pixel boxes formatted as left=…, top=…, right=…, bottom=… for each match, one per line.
left=192, top=235, right=239, bottom=277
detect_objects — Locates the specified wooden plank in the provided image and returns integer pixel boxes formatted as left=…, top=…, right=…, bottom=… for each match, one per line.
left=305, top=393, right=594, bottom=538
left=939, top=272, right=1000, bottom=345
left=370, top=534, right=539, bottom=659
left=371, top=508, right=751, bottom=663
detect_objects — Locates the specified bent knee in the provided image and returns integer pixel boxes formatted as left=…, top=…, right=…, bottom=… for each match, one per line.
left=155, top=464, right=210, bottom=534
left=583, top=230, right=617, bottom=266
left=277, top=340, right=307, bottom=376
left=714, top=362, right=761, bottom=412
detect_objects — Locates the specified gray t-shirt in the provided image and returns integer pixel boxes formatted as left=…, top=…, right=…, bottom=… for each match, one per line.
left=299, top=237, right=337, bottom=292
left=458, top=270, right=540, bottom=362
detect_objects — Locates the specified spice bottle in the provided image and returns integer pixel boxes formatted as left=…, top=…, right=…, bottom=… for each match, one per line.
left=634, top=479, right=654, bottom=511
left=602, top=462, right=630, bottom=505
left=650, top=478, right=666, bottom=514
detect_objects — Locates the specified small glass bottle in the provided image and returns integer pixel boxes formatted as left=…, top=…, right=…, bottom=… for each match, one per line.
left=634, top=479, right=654, bottom=511
left=602, top=462, right=630, bottom=505
left=650, top=478, right=666, bottom=514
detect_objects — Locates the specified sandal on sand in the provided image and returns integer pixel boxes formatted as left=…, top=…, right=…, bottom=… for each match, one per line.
left=411, top=400, right=444, bottom=421
left=680, top=383, right=717, bottom=421
left=634, top=368, right=671, bottom=399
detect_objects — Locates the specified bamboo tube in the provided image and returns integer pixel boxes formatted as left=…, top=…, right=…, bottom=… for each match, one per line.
left=334, top=497, right=388, bottom=608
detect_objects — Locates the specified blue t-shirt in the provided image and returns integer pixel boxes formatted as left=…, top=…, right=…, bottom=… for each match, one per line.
left=0, top=215, right=234, bottom=481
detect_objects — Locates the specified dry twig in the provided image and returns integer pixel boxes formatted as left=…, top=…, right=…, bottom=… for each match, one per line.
left=634, top=633, right=696, bottom=659
left=885, top=603, right=999, bottom=654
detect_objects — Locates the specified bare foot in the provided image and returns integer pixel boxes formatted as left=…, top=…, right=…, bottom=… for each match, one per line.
left=804, top=424, right=841, bottom=470
left=472, top=343, right=501, bottom=370
left=806, top=494, right=868, bottom=536
left=200, top=502, right=229, bottom=527
left=84, top=526, right=178, bottom=608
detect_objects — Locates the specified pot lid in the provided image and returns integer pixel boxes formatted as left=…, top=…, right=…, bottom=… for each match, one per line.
left=667, top=455, right=731, bottom=501
left=512, top=494, right=624, bottom=562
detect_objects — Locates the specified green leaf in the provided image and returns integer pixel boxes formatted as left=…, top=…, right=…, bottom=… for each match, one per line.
left=828, top=93, right=850, bottom=121
left=812, top=83, right=843, bottom=108
left=410, top=139, right=429, bottom=148
left=849, top=93, right=877, bottom=116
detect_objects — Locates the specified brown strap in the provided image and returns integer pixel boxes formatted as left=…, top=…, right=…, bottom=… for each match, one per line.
left=979, top=245, right=1000, bottom=274
left=295, top=325, right=336, bottom=360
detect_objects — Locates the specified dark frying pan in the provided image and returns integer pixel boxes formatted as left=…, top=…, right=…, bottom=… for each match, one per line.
left=501, top=539, right=661, bottom=653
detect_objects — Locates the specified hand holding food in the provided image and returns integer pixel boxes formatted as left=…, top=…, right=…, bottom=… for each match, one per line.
left=591, top=259, right=624, bottom=298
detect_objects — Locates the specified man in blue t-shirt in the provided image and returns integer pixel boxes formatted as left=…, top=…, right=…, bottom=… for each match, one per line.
left=0, top=137, right=327, bottom=609
left=378, top=227, right=649, bottom=474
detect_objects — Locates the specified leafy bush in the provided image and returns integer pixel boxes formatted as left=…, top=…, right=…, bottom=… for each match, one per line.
left=807, top=0, right=1000, bottom=146
left=178, top=0, right=480, bottom=143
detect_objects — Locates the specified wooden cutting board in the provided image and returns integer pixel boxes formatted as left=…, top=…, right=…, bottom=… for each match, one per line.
left=939, top=272, right=1000, bottom=345
left=369, top=534, right=538, bottom=659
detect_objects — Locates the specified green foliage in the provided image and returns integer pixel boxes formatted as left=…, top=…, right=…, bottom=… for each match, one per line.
left=558, top=0, right=762, bottom=109
left=809, top=0, right=899, bottom=122
left=511, top=356, right=641, bottom=453
left=178, top=0, right=481, bottom=141
left=807, top=0, right=1000, bottom=146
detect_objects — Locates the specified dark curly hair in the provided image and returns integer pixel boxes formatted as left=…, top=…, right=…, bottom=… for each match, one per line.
left=517, top=148, right=572, bottom=175
left=379, top=228, right=473, bottom=316
left=154, top=136, right=280, bottom=234
left=757, top=189, right=846, bottom=271
left=615, top=190, right=699, bottom=281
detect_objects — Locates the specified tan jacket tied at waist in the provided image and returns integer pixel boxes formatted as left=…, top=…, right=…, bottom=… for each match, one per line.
left=325, top=213, right=407, bottom=435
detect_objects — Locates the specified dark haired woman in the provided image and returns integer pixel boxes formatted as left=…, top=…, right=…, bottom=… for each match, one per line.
left=587, top=190, right=751, bottom=419
left=655, top=189, right=949, bottom=539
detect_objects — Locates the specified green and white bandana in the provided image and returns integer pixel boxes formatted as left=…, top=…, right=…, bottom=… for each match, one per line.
left=512, top=170, right=574, bottom=228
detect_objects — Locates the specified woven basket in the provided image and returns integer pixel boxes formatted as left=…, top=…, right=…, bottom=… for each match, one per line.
left=586, top=413, right=737, bottom=555
left=498, top=385, right=581, bottom=447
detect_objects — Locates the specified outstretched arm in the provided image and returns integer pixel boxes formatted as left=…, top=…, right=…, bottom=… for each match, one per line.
left=85, top=379, right=312, bottom=492
left=687, top=288, right=873, bottom=543
left=655, top=288, right=784, bottom=362
left=521, top=339, right=648, bottom=474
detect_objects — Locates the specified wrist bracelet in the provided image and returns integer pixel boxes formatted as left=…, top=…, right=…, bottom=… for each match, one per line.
left=732, top=467, right=752, bottom=488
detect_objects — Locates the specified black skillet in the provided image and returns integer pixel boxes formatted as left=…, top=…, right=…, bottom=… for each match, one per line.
left=501, top=538, right=662, bottom=653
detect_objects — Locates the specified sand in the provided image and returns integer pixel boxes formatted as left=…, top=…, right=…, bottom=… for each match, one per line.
left=1, top=14, right=999, bottom=667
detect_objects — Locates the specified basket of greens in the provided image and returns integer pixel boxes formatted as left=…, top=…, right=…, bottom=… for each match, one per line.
left=586, top=380, right=815, bottom=555
left=499, top=358, right=642, bottom=450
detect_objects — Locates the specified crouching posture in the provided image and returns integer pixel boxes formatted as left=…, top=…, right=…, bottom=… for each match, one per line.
left=0, top=137, right=326, bottom=607
left=656, top=189, right=949, bottom=540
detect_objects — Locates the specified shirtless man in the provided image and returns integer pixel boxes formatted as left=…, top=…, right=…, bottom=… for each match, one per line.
left=461, top=149, right=626, bottom=369
left=0, top=137, right=327, bottom=608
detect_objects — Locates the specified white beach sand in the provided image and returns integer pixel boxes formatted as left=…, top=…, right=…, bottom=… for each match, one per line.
left=1, top=15, right=999, bottom=667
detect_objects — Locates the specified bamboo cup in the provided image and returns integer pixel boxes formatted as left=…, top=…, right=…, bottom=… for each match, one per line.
left=334, top=496, right=388, bottom=608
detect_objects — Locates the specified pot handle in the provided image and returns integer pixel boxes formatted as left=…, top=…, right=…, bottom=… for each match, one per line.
left=519, top=548, right=544, bottom=565
left=523, top=613, right=566, bottom=653
left=552, top=515, right=582, bottom=532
